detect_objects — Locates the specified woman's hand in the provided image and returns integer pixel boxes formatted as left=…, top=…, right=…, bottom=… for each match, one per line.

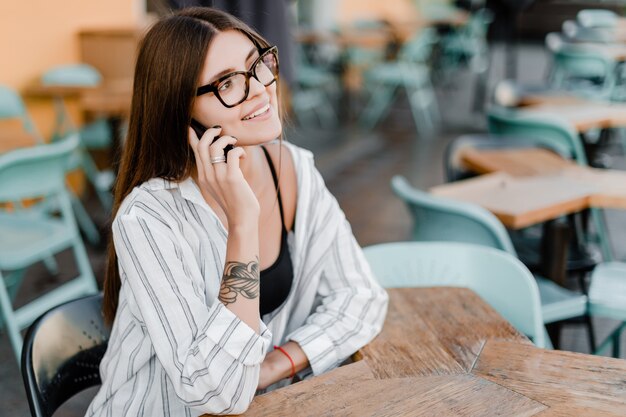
left=188, top=126, right=260, bottom=229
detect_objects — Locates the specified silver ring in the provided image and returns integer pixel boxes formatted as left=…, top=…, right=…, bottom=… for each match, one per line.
left=210, top=155, right=226, bottom=164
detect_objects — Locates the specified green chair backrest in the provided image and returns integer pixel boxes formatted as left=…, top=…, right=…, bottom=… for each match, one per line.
left=0, top=85, right=43, bottom=143
left=0, top=134, right=79, bottom=202
left=391, top=175, right=517, bottom=254
left=577, top=9, right=618, bottom=28
left=363, top=241, right=546, bottom=347
left=486, top=107, right=588, bottom=165
left=398, top=27, right=438, bottom=63
left=41, top=64, right=102, bottom=87
left=551, top=46, right=616, bottom=88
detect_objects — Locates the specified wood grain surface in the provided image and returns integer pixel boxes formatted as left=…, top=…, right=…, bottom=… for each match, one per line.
left=449, top=148, right=626, bottom=224
left=203, top=287, right=626, bottom=416
left=518, top=103, right=626, bottom=131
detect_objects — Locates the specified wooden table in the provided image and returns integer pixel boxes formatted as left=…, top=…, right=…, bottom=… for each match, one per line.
left=24, top=78, right=132, bottom=118
left=517, top=102, right=626, bottom=132
left=431, top=147, right=626, bottom=229
left=210, top=288, right=626, bottom=416
left=461, top=147, right=626, bottom=210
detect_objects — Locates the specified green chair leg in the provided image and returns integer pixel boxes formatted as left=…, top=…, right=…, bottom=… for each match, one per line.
left=594, top=321, right=626, bottom=357
left=0, top=271, right=25, bottom=361
left=69, top=191, right=101, bottom=245
left=359, top=84, right=398, bottom=130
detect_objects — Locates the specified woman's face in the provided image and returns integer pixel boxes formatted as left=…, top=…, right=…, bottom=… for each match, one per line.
left=192, top=30, right=282, bottom=145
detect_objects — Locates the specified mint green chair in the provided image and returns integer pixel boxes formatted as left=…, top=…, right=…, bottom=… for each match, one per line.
left=42, top=64, right=114, bottom=211
left=577, top=9, right=619, bottom=29
left=0, top=134, right=99, bottom=361
left=487, top=107, right=613, bottom=262
left=437, top=8, right=493, bottom=76
left=544, top=32, right=617, bottom=99
left=359, top=28, right=440, bottom=137
left=0, top=85, right=44, bottom=143
left=363, top=241, right=546, bottom=348
left=291, top=44, right=339, bottom=127
left=562, top=20, right=612, bottom=43
left=0, top=84, right=101, bottom=246
left=487, top=106, right=588, bottom=163
left=588, top=262, right=626, bottom=357
left=391, top=175, right=589, bottom=347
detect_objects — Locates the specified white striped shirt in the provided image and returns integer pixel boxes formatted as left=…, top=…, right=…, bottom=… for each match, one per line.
left=86, top=142, right=388, bottom=416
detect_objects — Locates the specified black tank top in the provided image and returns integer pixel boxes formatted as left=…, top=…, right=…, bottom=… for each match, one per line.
left=259, top=146, right=294, bottom=316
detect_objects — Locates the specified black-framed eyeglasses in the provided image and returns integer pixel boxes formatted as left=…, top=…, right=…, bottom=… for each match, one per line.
left=196, top=46, right=279, bottom=108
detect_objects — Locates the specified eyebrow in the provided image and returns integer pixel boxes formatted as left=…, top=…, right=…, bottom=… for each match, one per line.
left=207, top=47, right=258, bottom=83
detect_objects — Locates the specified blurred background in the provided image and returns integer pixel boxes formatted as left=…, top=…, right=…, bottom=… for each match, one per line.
left=3, top=0, right=626, bottom=415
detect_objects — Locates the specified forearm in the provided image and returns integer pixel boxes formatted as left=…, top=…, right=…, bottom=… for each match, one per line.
left=220, top=224, right=260, bottom=333
left=259, top=341, right=309, bottom=389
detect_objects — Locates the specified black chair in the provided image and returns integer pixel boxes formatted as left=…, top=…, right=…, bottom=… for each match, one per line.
left=21, top=293, right=109, bottom=417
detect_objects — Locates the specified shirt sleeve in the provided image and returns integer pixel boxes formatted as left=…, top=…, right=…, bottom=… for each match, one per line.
left=286, top=161, right=389, bottom=376
left=112, top=206, right=271, bottom=415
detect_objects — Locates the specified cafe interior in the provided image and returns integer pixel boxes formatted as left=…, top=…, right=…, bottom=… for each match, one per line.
left=2, top=0, right=626, bottom=415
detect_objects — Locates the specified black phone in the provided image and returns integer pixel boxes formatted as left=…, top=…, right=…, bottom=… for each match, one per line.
left=190, top=119, right=233, bottom=159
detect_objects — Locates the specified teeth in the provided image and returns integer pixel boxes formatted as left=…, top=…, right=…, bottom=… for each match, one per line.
left=243, top=104, right=270, bottom=120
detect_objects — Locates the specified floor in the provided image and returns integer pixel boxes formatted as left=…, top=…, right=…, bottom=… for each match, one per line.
left=3, top=41, right=626, bottom=416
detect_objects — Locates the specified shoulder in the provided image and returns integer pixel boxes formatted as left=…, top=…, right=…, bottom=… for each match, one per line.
left=114, top=178, right=180, bottom=226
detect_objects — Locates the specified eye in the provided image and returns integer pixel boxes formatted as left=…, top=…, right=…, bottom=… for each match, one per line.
left=218, top=79, right=233, bottom=92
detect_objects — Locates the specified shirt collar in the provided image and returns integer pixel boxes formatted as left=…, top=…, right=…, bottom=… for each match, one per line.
left=143, top=176, right=206, bottom=207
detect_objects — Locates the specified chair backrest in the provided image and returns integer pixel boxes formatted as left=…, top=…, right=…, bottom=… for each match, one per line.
left=391, top=175, right=517, bottom=255
left=443, top=133, right=571, bottom=182
left=577, top=9, right=618, bottom=28
left=0, top=84, right=44, bottom=142
left=363, top=241, right=545, bottom=347
left=0, top=133, right=79, bottom=202
left=21, top=293, right=109, bottom=417
left=398, top=27, right=438, bottom=63
left=41, top=64, right=102, bottom=87
left=562, top=20, right=612, bottom=43
left=551, top=45, right=615, bottom=88
left=486, top=107, right=588, bottom=165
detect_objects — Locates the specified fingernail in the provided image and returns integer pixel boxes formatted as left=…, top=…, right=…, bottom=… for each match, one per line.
left=212, top=125, right=221, bottom=129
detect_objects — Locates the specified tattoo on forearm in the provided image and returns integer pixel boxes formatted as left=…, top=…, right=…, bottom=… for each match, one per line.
left=219, top=257, right=260, bottom=306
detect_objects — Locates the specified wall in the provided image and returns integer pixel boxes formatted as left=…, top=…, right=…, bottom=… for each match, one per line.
left=0, top=0, right=144, bottom=137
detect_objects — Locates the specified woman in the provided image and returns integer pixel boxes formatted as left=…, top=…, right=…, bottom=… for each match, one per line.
left=87, top=7, right=387, bottom=416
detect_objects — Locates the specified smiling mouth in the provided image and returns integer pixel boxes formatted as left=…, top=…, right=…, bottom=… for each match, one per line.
left=242, top=103, right=270, bottom=121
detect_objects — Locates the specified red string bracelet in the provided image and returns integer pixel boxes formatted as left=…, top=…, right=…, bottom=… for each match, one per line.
left=274, top=345, right=296, bottom=379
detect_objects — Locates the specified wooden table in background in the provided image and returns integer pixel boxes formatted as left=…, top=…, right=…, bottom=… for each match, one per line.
left=208, top=287, right=626, bottom=416
left=461, top=147, right=626, bottom=210
left=24, top=79, right=132, bottom=118
left=518, top=102, right=626, bottom=132
left=430, top=147, right=626, bottom=229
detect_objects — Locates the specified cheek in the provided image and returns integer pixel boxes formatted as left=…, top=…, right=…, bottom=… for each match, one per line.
left=196, top=100, right=239, bottom=127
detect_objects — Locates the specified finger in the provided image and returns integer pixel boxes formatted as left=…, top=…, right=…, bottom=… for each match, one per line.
left=225, top=146, right=246, bottom=178
left=209, top=135, right=238, bottom=158
left=188, top=127, right=200, bottom=149
left=187, top=127, right=208, bottom=181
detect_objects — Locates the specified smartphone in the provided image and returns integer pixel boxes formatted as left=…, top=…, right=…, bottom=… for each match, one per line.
left=190, top=119, right=233, bottom=160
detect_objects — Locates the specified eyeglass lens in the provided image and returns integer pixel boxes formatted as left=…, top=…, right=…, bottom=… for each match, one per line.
left=216, top=49, right=278, bottom=106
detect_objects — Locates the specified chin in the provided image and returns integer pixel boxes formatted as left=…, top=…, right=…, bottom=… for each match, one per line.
left=239, top=118, right=282, bottom=144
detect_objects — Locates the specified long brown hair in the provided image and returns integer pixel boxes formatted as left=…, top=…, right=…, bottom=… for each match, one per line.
left=103, top=7, right=273, bottom=324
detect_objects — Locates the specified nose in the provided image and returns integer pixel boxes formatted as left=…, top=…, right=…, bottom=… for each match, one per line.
left=247, top=74, right=266, bottom=100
